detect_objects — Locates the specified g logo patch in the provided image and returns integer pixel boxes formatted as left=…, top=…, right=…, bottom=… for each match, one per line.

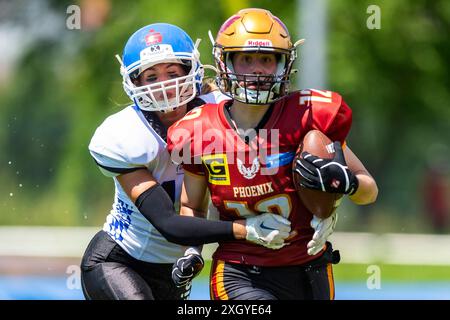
left=202, top=154, right=230, bottom=185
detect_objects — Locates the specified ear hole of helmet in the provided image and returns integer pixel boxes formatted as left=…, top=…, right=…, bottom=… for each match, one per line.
left=130, top=70, right=139, bottom=80
left=180, top=61, right=192, bottom=75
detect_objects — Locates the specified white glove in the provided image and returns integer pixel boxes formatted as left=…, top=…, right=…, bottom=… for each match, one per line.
left=307, top=212, right=338, bottom=256
left=245, top=213, right=291, bottom=250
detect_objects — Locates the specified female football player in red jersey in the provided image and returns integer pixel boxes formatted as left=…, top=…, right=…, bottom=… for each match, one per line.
left=168, top=8, right=378, bottom=300
left=81, top=22, right=292, bottom=300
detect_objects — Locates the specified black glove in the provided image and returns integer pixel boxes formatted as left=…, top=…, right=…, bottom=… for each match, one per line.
left=171, top=248, right=204, bottom=288
left=294, top=141, right=359, bottom=195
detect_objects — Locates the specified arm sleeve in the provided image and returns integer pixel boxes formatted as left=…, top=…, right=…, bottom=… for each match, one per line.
left=135, top=184, right=235, bottom=246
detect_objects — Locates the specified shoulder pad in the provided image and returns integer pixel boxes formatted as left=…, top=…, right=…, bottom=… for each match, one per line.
left=297, top=89, right=352, bottom=142
left=89, top=107, right=161, bottom=176
left=299, top=89, right=342, bottom=108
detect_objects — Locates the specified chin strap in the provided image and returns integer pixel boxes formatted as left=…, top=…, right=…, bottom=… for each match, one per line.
left=294, top=38, right=306, bottom=47
left=208, top=30, right=215, bottom=46
left=203, top=64, right=218, bottom=73
left=193, top=38, right=201, bottom=61
left=115, top=54, right=127, bottom=77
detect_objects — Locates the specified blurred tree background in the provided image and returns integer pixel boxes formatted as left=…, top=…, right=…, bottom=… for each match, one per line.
left=0, top=0, right=448, bottom=232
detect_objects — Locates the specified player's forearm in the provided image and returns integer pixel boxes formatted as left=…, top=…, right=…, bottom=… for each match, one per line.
left=180, top=203, right=246, bottom=240
left=349, top=173, right=378, bottom=205
left=344, top=146, right=378, bottom=205
left=135, top=184, right=243, bottom=245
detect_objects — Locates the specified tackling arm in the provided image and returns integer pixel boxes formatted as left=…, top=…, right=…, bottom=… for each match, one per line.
left=117, top=169, right=236, bottom=246
left=179, top=172, right=249, bottom=239
left=179, top=168, right=292, bottom=249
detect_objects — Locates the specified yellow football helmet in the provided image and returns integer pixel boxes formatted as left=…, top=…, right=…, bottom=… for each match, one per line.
left=213, top=8, right=299, bottom=105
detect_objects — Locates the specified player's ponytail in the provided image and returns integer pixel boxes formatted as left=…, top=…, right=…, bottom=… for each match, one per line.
left=200, top=78, right=219, bottom=95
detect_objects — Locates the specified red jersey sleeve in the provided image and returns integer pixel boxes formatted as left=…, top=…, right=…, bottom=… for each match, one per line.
left=321, top=98, right=352, bottom=143
left=300, top=89, right=352, bottom=144
left=167, top=107, right=205, bottom=175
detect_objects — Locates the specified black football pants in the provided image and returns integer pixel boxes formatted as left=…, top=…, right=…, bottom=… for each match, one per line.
left=80, top=230, right=189, bottom=300
left=210, top=242, right=340, bottom=300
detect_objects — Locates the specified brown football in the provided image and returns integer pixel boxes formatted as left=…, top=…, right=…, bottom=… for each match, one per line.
left=292, top=130, right=343, bottom=219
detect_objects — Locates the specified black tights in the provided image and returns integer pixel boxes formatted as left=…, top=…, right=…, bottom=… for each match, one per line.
left=80, top=231, right=188, bottom=300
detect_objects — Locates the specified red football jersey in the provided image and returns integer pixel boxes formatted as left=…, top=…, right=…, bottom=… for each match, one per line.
left=168, top=89, right=352, bottom=266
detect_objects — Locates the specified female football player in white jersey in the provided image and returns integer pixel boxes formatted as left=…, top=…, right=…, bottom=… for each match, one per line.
left=80, top=23, right=292, bottom=300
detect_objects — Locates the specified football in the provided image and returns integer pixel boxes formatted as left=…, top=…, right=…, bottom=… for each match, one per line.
left=292, top=130, right=343, bottom=219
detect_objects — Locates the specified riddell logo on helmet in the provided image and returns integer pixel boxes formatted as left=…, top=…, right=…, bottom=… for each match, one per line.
left=145, top=30, right=162, bottom=45
left=245, top=39, right=273, bottom=47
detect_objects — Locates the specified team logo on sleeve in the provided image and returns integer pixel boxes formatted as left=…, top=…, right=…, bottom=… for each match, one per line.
left=202, top=154, right=230, bottom=185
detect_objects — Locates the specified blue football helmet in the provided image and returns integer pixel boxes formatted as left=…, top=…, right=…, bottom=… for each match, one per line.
left=117, top=23, right=203, bottom=112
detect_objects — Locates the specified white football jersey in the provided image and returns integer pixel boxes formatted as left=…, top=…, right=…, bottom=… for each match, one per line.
left=88, top=91, right=228, bottom=263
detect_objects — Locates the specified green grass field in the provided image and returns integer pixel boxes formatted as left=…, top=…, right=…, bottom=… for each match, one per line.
left=334, top=263, right=450, bottom=281
left=197, top=261, right=450, bottom=281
